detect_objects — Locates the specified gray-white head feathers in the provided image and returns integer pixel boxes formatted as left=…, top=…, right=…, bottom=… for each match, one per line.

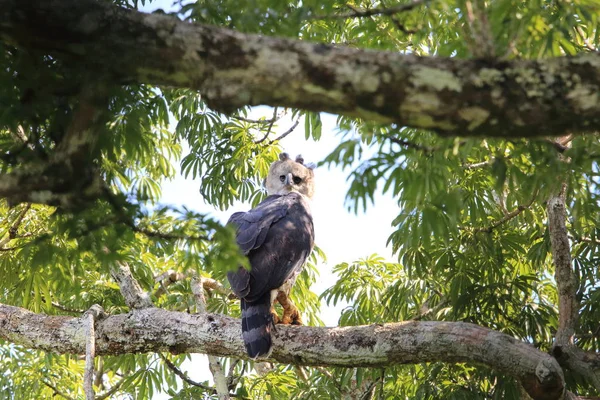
left=265, top=153, right=315, bottom=198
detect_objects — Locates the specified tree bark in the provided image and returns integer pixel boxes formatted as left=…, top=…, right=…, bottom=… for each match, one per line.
left=1, top=0, right=600, bottom=138
left=547, top=188, right=600, bottom=390
left=0, top=303, right=564, bottom=400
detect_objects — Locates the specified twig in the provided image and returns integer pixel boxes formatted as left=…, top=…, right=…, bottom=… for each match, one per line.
left=0, top=203, right=32, bottom=249
left=473, top=195, right=537, bottom=233
left=268, top=117, right=301, bottom=145
left=569, top=235, right=600, bottom=246
left=42, top=380, right=76, bottom=400
left=160, top=354, right=214, bottom=390
left=160, top=354, right=240, bottom=397
left=388, top=137, right=434, bottom=153
left=226, top=359, right=243, bottom=392
left=130, top=225, right=210, bottom=242
left=254, top=107, right=279, bottom=144
left=51, top=301, right=85, bottom=314
left=231, top=116, right=276, bottom=124
left=575, top=25, right=597, bottom=52
left=311, top=0, right=428, bottom=20
left=463, top=159, right=494, bottom=170
left=94, top=375, right=128, bottom=400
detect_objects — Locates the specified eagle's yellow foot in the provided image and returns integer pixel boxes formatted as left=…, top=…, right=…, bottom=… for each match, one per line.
left=276, top=291, right=303, bottom=326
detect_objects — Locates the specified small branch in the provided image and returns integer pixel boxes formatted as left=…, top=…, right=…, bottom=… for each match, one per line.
left=192, top=277, right=231, bottom=400
left=154, top=270, right=186, bottom=298
left=411, top=296, right=449, bottom=321
left=231, top=115, right=277, bottom=124
left=575, top=25, right=597, bottom=52
left=267, top=117, right=301, bottom=145
left=130, top=225, right=210, bottom=242
left=548, top=186, right=577, bottom=345
left=94, top=375, right=128, bottom=400
left=546, top=186, right=600, bottom=389
left=52, top=301, right=85, bottom=314
left=388, top=137, right=435, bottom=153
left=83, top=305, right=104, bottom=400
left=569, top=235, right=600, bottom=246
left=160, top=354, right=239, bottom=397
left=226, top=359, right=243, bottom=392
left=464, top=0, right=495, bottom=58
left=42, top=380, right=76, bottom=400
left=154, top=270, right=235, bottom=299
left=463, top=159, right=494, bottom=170
left=311, top=0, right=429, bottom=20
left=0, top=203, right=31, bottom=249
left=253, top=106, right=278, bottom=144
left=473, top=195, right=537, bottom=233
left=160, top=354, right=214, bottom=390
left=110, top=262, right=153, bottom=310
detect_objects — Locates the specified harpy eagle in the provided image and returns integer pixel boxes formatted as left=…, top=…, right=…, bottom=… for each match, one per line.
left=227, top=153, right=315, bottom=358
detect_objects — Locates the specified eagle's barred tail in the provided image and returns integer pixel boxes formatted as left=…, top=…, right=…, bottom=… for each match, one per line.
left=241, top=292, right=273, bottom=358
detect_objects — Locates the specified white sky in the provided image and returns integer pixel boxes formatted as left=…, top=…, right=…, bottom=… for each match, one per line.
left=139, top=1, right=398, bottom=395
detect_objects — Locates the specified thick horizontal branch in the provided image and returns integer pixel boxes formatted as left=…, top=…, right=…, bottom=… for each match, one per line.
left=1, top=0, right=600, bottom=137
left=0, top=303, right=564, bottom=399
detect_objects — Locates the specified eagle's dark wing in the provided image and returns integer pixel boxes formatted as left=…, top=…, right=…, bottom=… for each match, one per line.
left=226, top=193, right=314, bottom=358
left=226, top=195, right=288, bottom=299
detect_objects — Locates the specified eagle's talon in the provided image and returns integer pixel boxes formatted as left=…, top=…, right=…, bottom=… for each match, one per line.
left=270, top=309, right=281, bottom=325
left=290, top=313, right=303, bottom=326
left=286, top=308, right=303, bottom=325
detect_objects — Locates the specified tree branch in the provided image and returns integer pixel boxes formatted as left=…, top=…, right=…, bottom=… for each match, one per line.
left=0, top=82, right=108, bottom=208
left=160, top=354, right=217, bottom=392
left=268, top=117, right=301, bottom=145
left=154, top=270, right=234, bottom=299
left=388, top=137, right=435, bottom=153
left=1, top=0, right=600, bottom=137
left=42, top=380, right=75, bottom=400
left=192, top=277, right=231, bottom=400
left=0, top=203, right=31, bottom=249
left=253, top=106, right=278, bottom=144
left=473, top=195, right=537, bottom=233
left=83, top=305, right=105, bottom=400
left=0, top=303, right=565, bottom=400
left=547, top=187, right=600, bottom=390
left=311, top=0, right=429, bottom=20
left=109, top=263, right=154, bottom=310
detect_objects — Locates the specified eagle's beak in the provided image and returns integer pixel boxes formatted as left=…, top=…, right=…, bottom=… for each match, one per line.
left=285, top=173, right=293, bottom=186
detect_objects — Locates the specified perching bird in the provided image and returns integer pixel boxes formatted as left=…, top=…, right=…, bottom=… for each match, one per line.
left=227, top=153, right=315, bottom=358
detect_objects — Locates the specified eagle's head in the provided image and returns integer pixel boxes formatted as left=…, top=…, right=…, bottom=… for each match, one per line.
left=265, top=153, right=315, bottom=199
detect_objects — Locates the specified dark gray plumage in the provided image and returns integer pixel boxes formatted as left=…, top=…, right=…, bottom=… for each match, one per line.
left=227, top=153, right=315, bottom=358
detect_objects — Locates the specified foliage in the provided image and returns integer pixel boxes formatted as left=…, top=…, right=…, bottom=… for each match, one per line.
left=1, top=0, right=600, bottom=398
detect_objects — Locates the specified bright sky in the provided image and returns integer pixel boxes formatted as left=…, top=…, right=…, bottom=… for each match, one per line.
left=139, top=1, right=398, bottom=394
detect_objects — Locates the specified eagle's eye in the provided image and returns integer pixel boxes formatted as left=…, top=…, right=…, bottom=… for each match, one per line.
left=293, top=176, right=302, bottom=184
left=279, top=175, right=286, bottom=182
